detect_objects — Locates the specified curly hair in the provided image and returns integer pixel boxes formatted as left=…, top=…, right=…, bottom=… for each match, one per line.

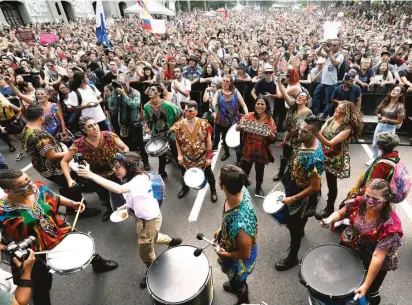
left=255, top=95, right=272, bottom=117
left=339, top=101, right=364, bottom=141
left=115, top=152, right=144, bottom=182
left=0, top=169, right=23, bottom=189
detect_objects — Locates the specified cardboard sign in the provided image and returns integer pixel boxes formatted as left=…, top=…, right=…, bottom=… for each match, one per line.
left=15, top=30, right=35, bottom=42
left=39, top=34, right=58, bottom=45
left=323, top=21, right=340, bottom=40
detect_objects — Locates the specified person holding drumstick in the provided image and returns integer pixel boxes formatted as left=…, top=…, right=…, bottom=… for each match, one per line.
left=21, top=105, right=99, bottom=218
left=237, top=95, right=277, bottom=196
left=0, top=169, right=118, bottom=305
left=214, top=165, right=257, bottom=305
left=276, top=116, right=324, bottom=271
left=170, top=100, right=217, bottom=201
left=61, top=116, right=129, bottom=222
left=321, top=179, right=403, bottom=305
left=76, top=152, right=182, bottom=289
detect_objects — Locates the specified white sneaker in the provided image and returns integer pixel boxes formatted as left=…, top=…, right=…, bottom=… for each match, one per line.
left=365, top=159, right=373, bottom=166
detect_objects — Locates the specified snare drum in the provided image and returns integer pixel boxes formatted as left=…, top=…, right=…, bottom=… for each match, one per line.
left=145, top=137, right=170, bottom=157
left=147, top=245, right=213, bottom=305
left=225, top=124, right=240, bottom=148
left=263, top=191, right=288, bottom=225
left=46, top=232, right=95, bottom=275
left=300, top=244, right=366, bottom=305
left=184, top=167, right=207, bottom=190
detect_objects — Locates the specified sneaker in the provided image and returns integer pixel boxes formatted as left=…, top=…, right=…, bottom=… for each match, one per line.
left=315, top=208, right=334, bottom=220
left=15, top=153, right=23, bottom=161
left=168, top=237, right=182, bottom=248
left=365, top=159, right=374, bottom=166
left=139, top=275, right=147, bottom=289
left=92, top=254, right=118, bottom=273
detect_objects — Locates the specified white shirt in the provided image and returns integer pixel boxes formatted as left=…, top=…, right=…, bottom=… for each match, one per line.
left=67, top=86, right=106, bottom=122
left=171, top=77, right=191, bottom=108
left=0, top=268, right=16, bottom=293
left=121, top=175, right=160, bottom=220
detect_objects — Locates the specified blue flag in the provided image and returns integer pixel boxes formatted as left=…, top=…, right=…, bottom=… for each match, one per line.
left=95, top=0, right=111, bottom=47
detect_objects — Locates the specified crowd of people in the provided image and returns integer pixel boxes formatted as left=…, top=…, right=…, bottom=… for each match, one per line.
left=0, top=1, right=411, bottom=305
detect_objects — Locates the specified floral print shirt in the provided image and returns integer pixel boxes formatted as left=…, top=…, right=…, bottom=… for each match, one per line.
left=22, top=126, right=63, bottom=178
left=342, top=196, right=403, bottom=271
left=0, top=182, right=71, bottom=251
left=70, top=131, right=120, bottom=178
left=170, top=118, right=212, bottom=168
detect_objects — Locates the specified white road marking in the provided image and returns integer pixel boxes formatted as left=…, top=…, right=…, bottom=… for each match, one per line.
left=188, top=142, right=221, bottom=223
left=21, top=163, right=33, bottom=172
left=360, top=142, right=412, bottom=222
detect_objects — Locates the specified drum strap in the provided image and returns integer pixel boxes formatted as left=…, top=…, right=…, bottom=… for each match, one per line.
left=184, top=150, right=206, bottom=162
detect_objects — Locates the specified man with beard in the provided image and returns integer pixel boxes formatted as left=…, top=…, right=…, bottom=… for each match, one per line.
left=331, top=72, right=362, bottom=111
left=143, top=83, right=182, bottom=178
left=170, top=100, right=217, bottom=201
left=275, top=115, right=324, bottom=271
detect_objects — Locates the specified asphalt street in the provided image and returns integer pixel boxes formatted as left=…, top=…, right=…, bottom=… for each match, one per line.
left=1, top=136, right=411, bottom=305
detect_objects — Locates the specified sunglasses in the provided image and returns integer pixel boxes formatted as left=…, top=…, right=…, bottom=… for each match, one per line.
left=363, top=194, right=385, bottom=206
left=264, top=72, right=273, bottom=74
left=115, top=152, right=126, bottom=162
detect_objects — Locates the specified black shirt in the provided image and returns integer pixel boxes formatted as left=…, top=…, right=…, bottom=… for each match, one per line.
left=399, top=70, right=412, bottom=85
left=254, top=78, right=277, bottom=96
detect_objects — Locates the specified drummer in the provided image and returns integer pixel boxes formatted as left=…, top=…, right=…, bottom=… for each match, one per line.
left=0, top=169, right=119, bottom=305
left=276, top=115, right=324, bottom=271
left=237, top=95, right=277, bottom=196
left=214, top=165, right=257, bottom=305
left=143, top=83, right=183, bottom=179
left=170, top=100, right=217, bottom=201
left=76, top=152, right=183, bottom=289
left=321, top=178, right=403, bottom=305
left=21, top=105, right=99, bottom=218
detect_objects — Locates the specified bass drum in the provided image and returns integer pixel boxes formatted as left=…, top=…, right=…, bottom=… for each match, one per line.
left=147, top=245, right=213, bottom=305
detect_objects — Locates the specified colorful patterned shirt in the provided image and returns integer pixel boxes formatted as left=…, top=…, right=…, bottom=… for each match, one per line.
left=70, top=131, right=120, bottom=178
left=342, top=196, right=403, bottom=271
left=36, top=102, right=61, bottom=136
left=143, top=100, right=182, bottom=135
left=321, top=118, right=351, bottom=179
left=170, top=118, right=212, bottom=168
left=239, top=113, right=277, bottom=164
left=218, top=187, right=258, bottom=281
left=0, top=182, right=71, bottom=251
left=22, top=126, right=63, bottom=178
left=283, top=104, right=312, bottom=150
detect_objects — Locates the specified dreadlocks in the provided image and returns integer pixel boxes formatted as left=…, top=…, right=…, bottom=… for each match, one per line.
left=0, top=169, right=23, bottom=189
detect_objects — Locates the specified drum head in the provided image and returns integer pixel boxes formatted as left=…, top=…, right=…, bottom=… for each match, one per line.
left=301, top=244, right=365, bottom=298
left=147, top=245, right=210, bottom=303
left=146, top=137, right=167, bottom=153
left=184, top=168, right=205, bottom=188
left=225, top=124, right=240, bottom=148
left=263, top=191, right=285, bottom=213
left=47, top=233, right=95, bottom=272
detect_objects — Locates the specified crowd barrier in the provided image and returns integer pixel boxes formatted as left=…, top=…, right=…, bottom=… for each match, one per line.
left=130, top=82, right=412, bottom=136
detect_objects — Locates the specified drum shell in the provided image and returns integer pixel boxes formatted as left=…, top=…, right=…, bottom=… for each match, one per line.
left=145, top=137, right=169, bottom=157
left=267, top=205, right=288, bottom=225
left=184, top=168, right=207, bottom=190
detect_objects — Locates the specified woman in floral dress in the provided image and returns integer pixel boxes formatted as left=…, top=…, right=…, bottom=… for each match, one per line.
left=314, top=101, right=363, bottom=220
left=321, top=179, right=403, bottom=305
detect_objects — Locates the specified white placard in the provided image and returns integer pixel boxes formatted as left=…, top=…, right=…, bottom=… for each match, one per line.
left=323, top=21, right=340, bottom=40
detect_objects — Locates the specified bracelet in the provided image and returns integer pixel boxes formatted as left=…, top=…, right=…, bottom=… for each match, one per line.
left=13, top=278, right=33, bottom=287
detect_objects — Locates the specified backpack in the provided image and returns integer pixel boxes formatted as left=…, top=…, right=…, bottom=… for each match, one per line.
left=333, top=53, right=349, bottom=81
left=74, top=85, right=97, bottom=106
left=377, top=158, right=411, bottom=203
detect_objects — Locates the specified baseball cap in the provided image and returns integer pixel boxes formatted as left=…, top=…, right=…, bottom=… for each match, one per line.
left=167, top=56, right=175, bottom=61
left=263, top=64, right=274, bottom=72
left=344, top=73, right=355, bottom=81
left=381, top=51, right=390, bottom=57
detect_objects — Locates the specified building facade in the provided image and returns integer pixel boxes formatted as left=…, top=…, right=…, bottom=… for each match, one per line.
left=0, top=0, right=175, bottom=27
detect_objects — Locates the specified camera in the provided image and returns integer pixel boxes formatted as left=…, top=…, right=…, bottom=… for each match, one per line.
left=70, top=153, right=86, bottom=190
left=1, top=236, right=36, bottom=265
left=111, top=80, right=123, bottom=90
left=73, top=153, right=85, bottom=165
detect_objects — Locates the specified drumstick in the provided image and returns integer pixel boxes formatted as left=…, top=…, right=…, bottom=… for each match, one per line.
left=71, top=198, right=84, bottom=232
left=255, top=182, right=282, bottom=198
left=34, top=249, right=67, bottom=255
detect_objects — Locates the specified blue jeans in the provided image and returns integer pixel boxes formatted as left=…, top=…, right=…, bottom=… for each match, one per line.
left=371, top=123, right=396, bottom=159
left=312, top=83, right=335, bottom=116
left=0, top=153, right=8, bottom=169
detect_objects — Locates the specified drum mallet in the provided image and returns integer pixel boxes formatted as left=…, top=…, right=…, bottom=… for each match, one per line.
left=194, top=233, right=216, bottom=257
left=71, top=198, right=84, bottom=232
left=346, top=293, right=360, bottom=305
